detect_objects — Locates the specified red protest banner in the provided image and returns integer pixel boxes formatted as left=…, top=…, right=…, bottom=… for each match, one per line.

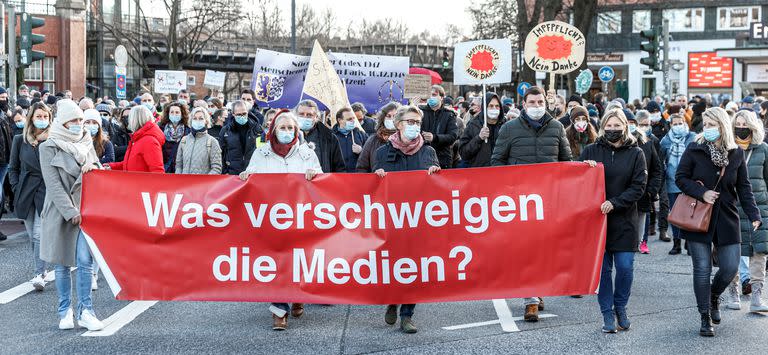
left=80, top=163, right=606, bottom=304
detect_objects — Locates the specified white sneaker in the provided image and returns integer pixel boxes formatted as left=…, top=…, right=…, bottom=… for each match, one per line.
left=78, top=310, right=104, bottom=331
left=91, top=273, right=98, bottom=291
left=44, top=271, right=55, bottom=282
left=59, top=308, right=74, bottom=330
left=725, top=282, right=742, bottom=310
left=31, top=274, right=46, bottom=291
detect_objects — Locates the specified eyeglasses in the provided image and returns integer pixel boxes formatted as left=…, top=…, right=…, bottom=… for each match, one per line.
left=402, top=119, right=422, bottom=126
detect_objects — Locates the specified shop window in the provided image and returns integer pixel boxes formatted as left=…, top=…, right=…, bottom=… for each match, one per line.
left=597, top=11, right=622, bottom=34
left=663, top=8, right=705, bottom=32
left=633, top=10, right=651, bottom=33
left=717, top=6, right=761, bottom=30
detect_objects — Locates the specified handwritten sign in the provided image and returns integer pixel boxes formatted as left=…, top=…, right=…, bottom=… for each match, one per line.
left=154, top=70, right=187, bottom=94
left=524, top=21, right=585, bottom=75
left=403, top=74, right=432, bottom=99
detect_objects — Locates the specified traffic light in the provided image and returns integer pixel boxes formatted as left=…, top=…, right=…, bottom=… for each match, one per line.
left=442, top=50, right=450, bottom=68
left=639, top=28, right=659, bottom=71
left=20, top=13, right=46, bottom=66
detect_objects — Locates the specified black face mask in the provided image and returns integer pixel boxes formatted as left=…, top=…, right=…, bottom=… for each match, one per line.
left=604, top=130, right=623, bottom=143
left=734, top=127, right=752, bottom=140
left=0, top=100, right=8, bottom=109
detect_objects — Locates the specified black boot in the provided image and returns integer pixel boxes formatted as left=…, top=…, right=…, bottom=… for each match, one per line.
left=700, top=313, right=714, bottom=337
left=669, top=239, right=681, bottom=255
left=659, top=230, right=671, bottom=242
left=710, top=294, right=721, bottom=324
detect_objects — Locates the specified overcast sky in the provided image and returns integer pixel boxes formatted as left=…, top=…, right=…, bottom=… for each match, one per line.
left=274, top=0, right=473, bottom=37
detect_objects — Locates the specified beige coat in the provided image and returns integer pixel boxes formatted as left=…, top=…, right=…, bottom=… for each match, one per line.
left=38, top=140, right=86, bottom=266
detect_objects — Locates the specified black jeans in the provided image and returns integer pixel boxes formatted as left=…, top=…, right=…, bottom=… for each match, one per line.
left=688, top=241, right=740, bottom=314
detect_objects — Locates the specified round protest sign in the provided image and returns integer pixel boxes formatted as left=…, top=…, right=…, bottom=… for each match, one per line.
left=462, top=43, right=501, bottom=81
left=524, top=21, right=586, bottom=75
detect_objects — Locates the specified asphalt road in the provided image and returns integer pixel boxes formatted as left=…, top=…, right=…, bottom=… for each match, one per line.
left=1, top=221, right=767, bottom=354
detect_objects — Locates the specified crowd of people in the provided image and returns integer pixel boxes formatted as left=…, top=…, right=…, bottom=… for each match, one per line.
left=1, top=83, right=768, bottom=337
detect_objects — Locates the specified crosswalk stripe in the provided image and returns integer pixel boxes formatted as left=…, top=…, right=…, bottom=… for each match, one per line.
left=0, top=270, right=63, bottom=305
left=82, top=301, right=158, bottom=337
left=492, top=299, right=520, bottom=332
left=442, top=314, right=558, bottom=330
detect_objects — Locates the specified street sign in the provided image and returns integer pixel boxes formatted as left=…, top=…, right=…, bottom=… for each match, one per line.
left=115, top=66, right=127, bottom=99
left=598, top=66, right=615, bottom=82
left=517, top=82, right=532, bottom=96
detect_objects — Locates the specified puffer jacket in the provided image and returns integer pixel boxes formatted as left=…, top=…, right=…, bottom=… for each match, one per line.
left=220, top=116, right=260, bottom=175
left=175, top=131, right=223, bottom=174
left=738, top=142, right=768, bottom=256
left=107, top=121, right=165, bottom=173
left=243, top=143, right=322, bottom=175
left=491, top=111, right=572, bottom=166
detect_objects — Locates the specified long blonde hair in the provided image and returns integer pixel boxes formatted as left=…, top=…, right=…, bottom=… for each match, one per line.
left=696, top=107, right=737, bottom=150
left=732, top=110, right=764, bottom=144
left=599, top=109, right=637, bottom=145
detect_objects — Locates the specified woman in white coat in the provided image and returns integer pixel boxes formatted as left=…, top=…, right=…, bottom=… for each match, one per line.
left=239, top=109, right=321, bottom=331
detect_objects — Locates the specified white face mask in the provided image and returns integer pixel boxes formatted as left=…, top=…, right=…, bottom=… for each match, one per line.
left=650, top=113, right=662, bottom=122
left=487, top=109, right=500, bottom=119
left=384, top=119, right=396, bottom=130
left=526, top=107, right=546, bottom=120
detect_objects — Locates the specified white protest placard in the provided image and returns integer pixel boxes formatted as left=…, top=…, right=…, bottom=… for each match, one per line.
left=453, top=39, right=512, bottom=85
left=403, top=74, right=432, bottom=99
left=203, top=70, right=226, bottom=89
left=524, top=21, right=585, bottom=75
left=154, top=70, right=187, bottom=94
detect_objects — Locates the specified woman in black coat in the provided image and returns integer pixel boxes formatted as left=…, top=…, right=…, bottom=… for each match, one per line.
left=675, top=107, right=761, bottom=337
left=580, top=108, right=647, bottom=334
left=373, top=105, right=440, bottom=334
left=626, top=112, right=663, bottom=254
left=356, top=102, right=399, bottom=173
left=8, top=102, right=52, bottom=290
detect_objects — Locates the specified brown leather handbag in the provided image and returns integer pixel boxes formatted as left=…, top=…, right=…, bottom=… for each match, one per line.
left=668, top=166, right=726, bottom=233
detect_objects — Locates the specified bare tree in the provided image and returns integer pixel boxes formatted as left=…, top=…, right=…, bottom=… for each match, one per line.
left=467, top=0, right=518, bottom=41
left=240, top=0, right=286, bottom=43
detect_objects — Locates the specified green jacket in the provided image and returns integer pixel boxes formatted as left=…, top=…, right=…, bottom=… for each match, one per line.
left=738, top=142, right=768, bottom=256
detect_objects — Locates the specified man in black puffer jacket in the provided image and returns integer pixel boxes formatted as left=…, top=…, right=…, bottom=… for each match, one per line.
left=295, top=99, right=346, bottom=173
left=419, top=85, right=459, bottom=169
left=220, top=101, right=260, bottom=175
left=491, top=86, right=572, bottom=166
left=459, top=92, right=507, bottom=167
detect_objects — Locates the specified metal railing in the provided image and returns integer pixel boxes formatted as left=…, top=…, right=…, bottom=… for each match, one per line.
left=6, top=0, right=56, bottom=16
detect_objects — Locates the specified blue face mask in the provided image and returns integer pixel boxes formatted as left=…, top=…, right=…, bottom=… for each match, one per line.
left=235, top=115, right=248, bottom=125
left=703, top=127, right=720, bottom=142
left=169, top=114, right=182, bottom=124
left=178, top=99, right=187, bottom=106
left=86, top=124, right=99, bottom=136
left=143, top=103, right=154, bottom=112
left=628, top=124, right=637, bottom=133
left=15, top=121, right=24, bottom=129
left=671, top=124, right=689, bottom=136
left=298, top=117, right=314, bottom=131
left=191, top=120, right=206, bottom=131
left=33, top=120, right=49, bottom=129
left=403, top=124, right=420, bottom=140
left=68, top=124, right=83, bottom=135
left=427, top=97, right=440, bottom=108
left=276, top=130, right=295, bottom=144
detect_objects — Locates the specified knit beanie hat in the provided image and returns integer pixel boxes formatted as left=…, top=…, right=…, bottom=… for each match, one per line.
left=83, top=109, right=102, bottom=126
left=55, top=99, right=85, bottom=126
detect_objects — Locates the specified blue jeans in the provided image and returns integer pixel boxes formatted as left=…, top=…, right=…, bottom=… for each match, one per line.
left=688, top=241, right=740, bottom=314
left=54, top=231, right=94, bottom=319
left=668, top=193, right=681, bottom=240
left=739, top=256, right=750, bottom=284
left=23, top=211, right=47, bottom=275
left=598, top=251, right=635, bottom=315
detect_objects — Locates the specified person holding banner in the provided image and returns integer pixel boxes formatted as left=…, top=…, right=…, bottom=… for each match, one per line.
left=38, top=99, right=105, bottom=331
left=238, top=109, right=321, bottom=331
left=580, top=108, right=648, bottom=333
left=295, top=100, right=346, bottom=173
left=83, top=109, right=115, bottom=164
left=104, top=106, right=165, bottom=173
left=675, top=107, right=761, bottom=337
left=175, top=107, right=222, bottom=175
left=9, top=102, right=52, bottom=290
left=220, top=101, right=260, bottom=175
left=159, top=103, right=191, bottom=173
left=373, top=105, right=440, bottom=334
left=333, top=107, right=368, bottom=173
left=420, top=85, right=459, bottom=169
left=458, top=92, right=507, bottom=168
left=356, top=102, right=400, bottom=173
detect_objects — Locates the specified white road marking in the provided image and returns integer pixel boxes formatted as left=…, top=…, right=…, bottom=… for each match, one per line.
left=0, top=269, right=70, bottom=305
left=443, top=313, right=558, bottom=331
left=82, top=301, right=158, bottom=337
left=492, top=299, right=520, bottom=332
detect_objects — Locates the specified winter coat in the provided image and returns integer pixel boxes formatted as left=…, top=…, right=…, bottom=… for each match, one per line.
left=738, top=142, right=768, bottom=256
left=304, top=123, right=346, bottom=173
left=491, top=111, right=572, bottom=166
left=220, top=117, right=260, bottom=175
left=459, top=115, right=507, bottom=168
left=107, top=122, right=131, bottom=162
left=8, top=135, right=45, bottom=219
left=419, top=106, right=459, bottom=169
left=243, top=143, right=322, bottom=175
left=0, top=117, right=12, bottom=165
left=108, top=121, right=166, bottom=173
left=38, top=140, right=94, bottom=267
left=675, top=142, right=760, bottom=246
left=660, top=131, right=696, bottom=194
left=99, top=141, right=115, bottom=164
left=159, top=123, right=191, bottom=173
left=373, top=141, right=440, bottom=173
left=634, top=133, right=663, bottom=212
left=356, top=135, right=387, bottom=173
left=360, top=117, right=376, bottom=135
left=651, top=119, right=670, bottom=140
left=579, top=137, right=648, bottom=252
left=175, top=131, right=223, bottom=175
left=332, top=126, right=368, bottom=173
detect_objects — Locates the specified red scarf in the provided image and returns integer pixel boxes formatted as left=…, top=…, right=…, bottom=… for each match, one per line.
left=388, top=131, right=424, bottom=155
left=268, top=109, right=299, bottom=158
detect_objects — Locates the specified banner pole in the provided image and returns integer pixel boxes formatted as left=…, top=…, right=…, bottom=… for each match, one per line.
left=483, top=83, right=488, bottom=144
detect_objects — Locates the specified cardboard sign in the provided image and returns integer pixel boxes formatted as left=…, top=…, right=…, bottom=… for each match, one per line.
left=154, top=70, right=187, bottom=94
left=524, top=21, right=586, bottom=75
left=204, top=70, right=226, bottom=89
left=453, top=39, right=513, bottom=85
left=403, top=74, right=432, bottom=99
